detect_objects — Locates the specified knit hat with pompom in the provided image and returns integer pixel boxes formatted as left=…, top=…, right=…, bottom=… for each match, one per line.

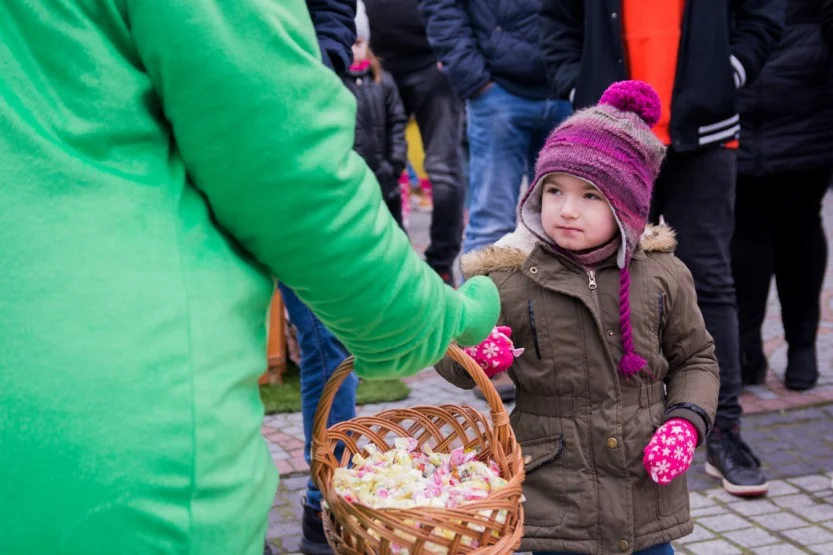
left=519, top=80, right=667, bottom=378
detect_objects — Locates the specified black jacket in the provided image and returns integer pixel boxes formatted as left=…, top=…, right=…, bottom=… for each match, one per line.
left=419, top=0, right=552, bottom=100
left=540, top=0, right=784, bottom=152
left=823, top=0, right=833, bottom=47
left=364, top=0, right=437, bottom=74
left=343, top=67, right=409, bottom=200
left=307, top=0, right=356, bottom=75
left=738, top=0, right=833, bottom=176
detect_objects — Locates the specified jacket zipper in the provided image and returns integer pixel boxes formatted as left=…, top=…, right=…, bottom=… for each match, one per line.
left=587, top=271, right=601, bottom=313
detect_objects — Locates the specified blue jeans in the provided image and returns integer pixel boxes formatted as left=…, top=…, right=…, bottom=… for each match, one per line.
left=278, top=284, right=357, bottom=512
left=534, top=542, right=673, bottom=555
left=463, top=84, right=572, bottom=253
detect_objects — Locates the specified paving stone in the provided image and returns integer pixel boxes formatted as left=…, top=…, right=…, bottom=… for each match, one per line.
left=782, top=525, right=833, bottom=545
left=281, top=476, right=308, bottom=491
left=723, top=527, right=780, bottom=548
left=790, top=475, right=833, bottom=494
left=773, top=493, right=818, bottom=509
left=727, top=499, right=780, bottom=516
left=697, top=513, right=752, bottom=533
left=753, top=543, right=814, bottom=555
left=797, top=504, right=833, bottom=523
left=691, top=506, right=729, bottom=518
left=703, top=487, right=744, bottom=504
left=767, top=479, right=801, bottom=497
left=676, top=524, right=715, bottom=544
left=684, top=539, right=742, bottom=555
left=751, top=512, right=810, bottom=531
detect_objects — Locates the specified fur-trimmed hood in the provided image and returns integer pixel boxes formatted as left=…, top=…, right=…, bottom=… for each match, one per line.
left=461, top=223, right=676, bottom=279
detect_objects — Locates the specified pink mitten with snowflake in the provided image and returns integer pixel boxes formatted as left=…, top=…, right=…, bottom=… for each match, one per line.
left=463, top=326, right=525, bottom=378
left=642, top=418, right=698, bottom=485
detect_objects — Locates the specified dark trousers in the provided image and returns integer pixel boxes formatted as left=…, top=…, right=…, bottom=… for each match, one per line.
left=392, top=64, right=464, bottom=273
left=732, top=168, right=830, bottom=360
left=650, top=147, right=742, bottom=429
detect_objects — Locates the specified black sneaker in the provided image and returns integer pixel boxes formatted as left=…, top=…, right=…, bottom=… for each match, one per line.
left=784, top=346, right=819, bottom=391
left=705, top=425, right=768, bottom=497
left=300, top=504, right=333, bottom=555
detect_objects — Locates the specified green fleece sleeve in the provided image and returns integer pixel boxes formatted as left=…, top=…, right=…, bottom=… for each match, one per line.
left=127, top=0, right=498, bottom=378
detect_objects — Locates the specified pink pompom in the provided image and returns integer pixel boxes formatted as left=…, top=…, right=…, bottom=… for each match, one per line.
left=599, top=80, right=661, bottom=128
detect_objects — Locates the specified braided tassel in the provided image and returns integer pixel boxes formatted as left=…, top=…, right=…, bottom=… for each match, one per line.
left=618, top=268, right=648, bottom=377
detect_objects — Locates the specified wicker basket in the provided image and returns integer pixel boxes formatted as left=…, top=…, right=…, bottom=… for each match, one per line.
left=311, top=344, right=525, bottom=554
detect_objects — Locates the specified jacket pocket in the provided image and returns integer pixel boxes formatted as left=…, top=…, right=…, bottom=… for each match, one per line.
left=520, top=435, right=565, bottom=526
left=527, top=299, right=542, bottom=359
left=657, top=472, right=690, bottom=518
left=656, top=292, right=666, bottom=352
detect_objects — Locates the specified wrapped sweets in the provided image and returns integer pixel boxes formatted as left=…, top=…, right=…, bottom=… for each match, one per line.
left=329, top=438, right=511, bottom=553
left=332, top=438, right=508, bottom=509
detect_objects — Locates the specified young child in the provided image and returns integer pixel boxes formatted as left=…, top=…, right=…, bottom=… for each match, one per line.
left=344, top=1, right=408, bottom=227
left=436, top=81, right=720, bottom=555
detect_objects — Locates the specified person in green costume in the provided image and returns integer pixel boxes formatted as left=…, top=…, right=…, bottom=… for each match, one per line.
left=0, top=1, right=500, bottom=554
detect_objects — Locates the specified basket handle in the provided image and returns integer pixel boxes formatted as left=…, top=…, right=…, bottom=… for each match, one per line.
left=311, top=344, right=512, bottom=468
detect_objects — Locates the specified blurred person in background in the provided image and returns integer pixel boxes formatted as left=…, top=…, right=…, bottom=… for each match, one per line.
left=365, top=0, right=466, bottom=286
left=733, top=0, right=833, bottom=392
left=343, top=2, right=409, bottom=228
left=419, top=0, right=572, bottom=258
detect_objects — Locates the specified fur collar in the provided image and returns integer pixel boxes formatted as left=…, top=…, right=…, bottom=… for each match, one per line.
left=461, top=223, right=677, bottom=278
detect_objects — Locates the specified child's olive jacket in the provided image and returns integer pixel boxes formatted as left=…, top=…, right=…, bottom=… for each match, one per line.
left=436, top=224, right=720, bottom=555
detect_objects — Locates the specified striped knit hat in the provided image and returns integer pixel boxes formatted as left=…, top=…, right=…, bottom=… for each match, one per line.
left=520, top=80, right=667, bottom=377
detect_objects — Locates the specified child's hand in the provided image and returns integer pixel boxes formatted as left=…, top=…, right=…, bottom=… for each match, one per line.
left=642, top=418, right=698, bottom=485
left=463, top=326, right=524, bottom=378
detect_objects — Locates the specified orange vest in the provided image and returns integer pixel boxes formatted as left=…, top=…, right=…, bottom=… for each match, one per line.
left=621, top=1, right=738, bottom=148
left=621, top=0, right=685, bottom=146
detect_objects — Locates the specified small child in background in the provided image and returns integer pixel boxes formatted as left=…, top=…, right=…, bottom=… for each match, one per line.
left=436, top=81, right=720, bottom=555
left=344, top=1, right=408, bottom=228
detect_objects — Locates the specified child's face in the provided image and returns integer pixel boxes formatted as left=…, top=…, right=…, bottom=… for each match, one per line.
left=352, top=39, right=368, bottom=62
left=540, top=173, right=618, bottom=252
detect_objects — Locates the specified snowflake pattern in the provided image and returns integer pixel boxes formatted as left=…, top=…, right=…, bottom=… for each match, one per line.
left=642, top=418, right=697, bottom=486
left=482, top=342, right=499, bottom=358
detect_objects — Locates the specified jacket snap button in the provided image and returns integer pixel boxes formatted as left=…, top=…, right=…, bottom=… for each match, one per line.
left=607, top=330, right=614, bottom=337
left=495, top=25, right=502, bottom=32
left=611, top=12, right=618, bottom=19
left=618, top=540, right=630, bottom=552
left=523, top=454, right=532, bottom=464
left=529, top=267, right=538, bottom=275
left=607, top=437, right=618, bottom=449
